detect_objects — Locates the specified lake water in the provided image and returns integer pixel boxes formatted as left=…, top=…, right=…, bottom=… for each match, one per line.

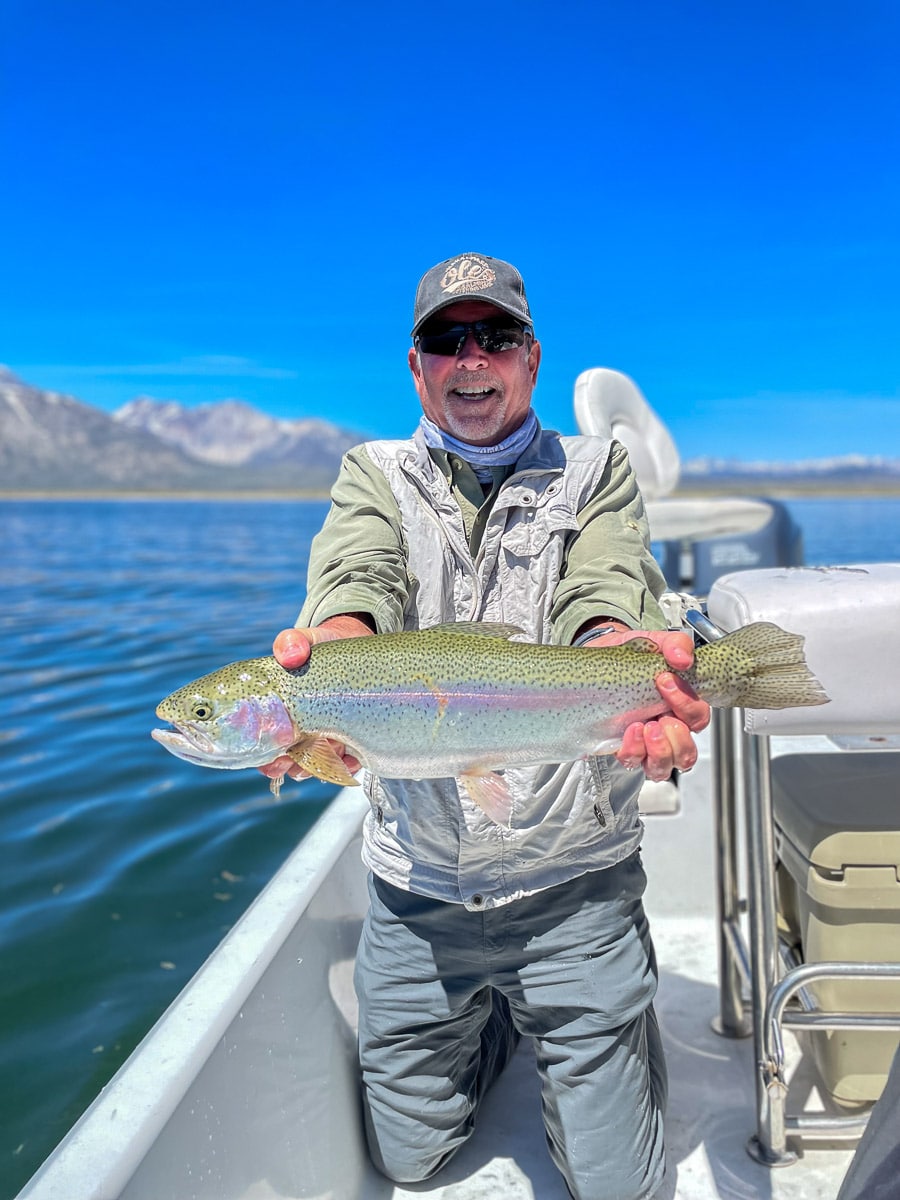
left=2, top=494, right=899, bottom=1197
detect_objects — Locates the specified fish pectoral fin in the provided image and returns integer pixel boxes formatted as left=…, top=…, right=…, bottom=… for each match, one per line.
left=459, top=769, right=513, bottom=827
left=286, top=736, right=360, bottom=787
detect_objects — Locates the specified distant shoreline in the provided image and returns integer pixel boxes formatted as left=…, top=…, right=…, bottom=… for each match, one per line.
left=0, top=490, right=334, bottom=501
left=3, top=483, right=900, bottom=501
left=673, top=482, right=900, bottom=498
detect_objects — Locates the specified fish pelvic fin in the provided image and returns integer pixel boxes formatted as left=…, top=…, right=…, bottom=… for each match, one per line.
left=286, top=736, right=360, bottom=787
left=460, top=769, right=514, bottom=827
left=697, top=622, right=830, bottom=710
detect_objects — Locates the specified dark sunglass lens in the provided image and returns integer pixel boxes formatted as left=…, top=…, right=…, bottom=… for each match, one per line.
left=417, top=328, right=461, bottom=355
left=417, top=320, right=530, bottom=356
left=477, top=325, right=527, bottom=352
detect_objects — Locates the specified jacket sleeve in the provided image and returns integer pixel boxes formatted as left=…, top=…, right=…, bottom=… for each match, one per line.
left=297, top=445, right=410, bottom=633
left=551, top=440, right=668, bottom=645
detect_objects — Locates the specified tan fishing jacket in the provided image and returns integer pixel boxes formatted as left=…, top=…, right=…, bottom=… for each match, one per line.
left=299, top=424, right=668, bottom=909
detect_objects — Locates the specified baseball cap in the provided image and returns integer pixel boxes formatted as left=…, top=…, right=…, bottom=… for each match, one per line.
left=411, top=253, right=533, bottom=337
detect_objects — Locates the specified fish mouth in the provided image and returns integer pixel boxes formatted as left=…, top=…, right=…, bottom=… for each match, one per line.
left=151, top=719, right=295, bottom=770
left=151, top=724, right=221, bottom=765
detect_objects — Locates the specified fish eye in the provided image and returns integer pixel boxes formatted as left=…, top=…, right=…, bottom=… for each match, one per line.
left=191, top=700, right=215, bottom=721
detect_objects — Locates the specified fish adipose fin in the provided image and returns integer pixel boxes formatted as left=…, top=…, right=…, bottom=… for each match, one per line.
left=287, top=736, right=360, bottom=787
left=460, top=769, right=514, bottom=827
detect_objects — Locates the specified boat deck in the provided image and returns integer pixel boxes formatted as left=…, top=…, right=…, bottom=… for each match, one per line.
left=17, top=732, right=860, bottom=1200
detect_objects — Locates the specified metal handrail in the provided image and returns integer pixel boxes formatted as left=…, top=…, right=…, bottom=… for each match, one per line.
left=743, top=729, right=900, bottom=1165
left=696, top=603, right=900, bottom=1165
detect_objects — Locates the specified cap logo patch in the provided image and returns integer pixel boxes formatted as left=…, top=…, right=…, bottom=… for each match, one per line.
left=440, top=255, right=496, bottom=297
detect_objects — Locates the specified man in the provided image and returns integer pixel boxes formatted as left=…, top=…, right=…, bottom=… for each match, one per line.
left=262, top=253, right=709, bottom=1200
left=836, top=1047, right=900, bottom=1200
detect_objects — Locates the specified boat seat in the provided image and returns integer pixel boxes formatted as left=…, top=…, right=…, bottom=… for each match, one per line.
left=706, top=563, right=900, bottom=1160
left=708, top=563, right=900, bottom=740
left=573, top=368, right=803, bottom=596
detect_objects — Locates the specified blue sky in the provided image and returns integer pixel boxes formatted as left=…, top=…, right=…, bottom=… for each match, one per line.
left=2, top=0, right=898, bottom=462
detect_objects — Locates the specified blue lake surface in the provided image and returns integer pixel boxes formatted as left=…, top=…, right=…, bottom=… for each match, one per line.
left=1, top=494, right=899, bottom=1196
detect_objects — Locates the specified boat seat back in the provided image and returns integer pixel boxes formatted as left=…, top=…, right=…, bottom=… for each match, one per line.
left=572, top=369, right=804, bottom=596
left=573, top=367, right=680, bottom=500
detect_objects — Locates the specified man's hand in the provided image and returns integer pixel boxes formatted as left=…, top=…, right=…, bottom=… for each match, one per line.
left=258, top=614, right=374, bottom=784
left=580, top=628, right=711, bottom=782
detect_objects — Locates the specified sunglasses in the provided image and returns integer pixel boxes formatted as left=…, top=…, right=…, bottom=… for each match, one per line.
left=415, top=317, right=532, bottom=357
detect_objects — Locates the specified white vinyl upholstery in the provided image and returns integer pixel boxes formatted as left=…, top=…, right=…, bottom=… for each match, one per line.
left=707, top=563, right=900, bottom=736
left=573, top=368, right=680, bottom=501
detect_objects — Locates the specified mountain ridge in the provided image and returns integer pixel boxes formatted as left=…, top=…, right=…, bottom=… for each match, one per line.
left=0, top=369, right=361, bottom=493
left=2, top=367, right=898, bottom=494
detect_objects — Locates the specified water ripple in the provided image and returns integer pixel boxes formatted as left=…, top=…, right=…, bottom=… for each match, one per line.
left=2, top=493, right=898, bottom=1196
left=0, top=498, right=334, bottom=1196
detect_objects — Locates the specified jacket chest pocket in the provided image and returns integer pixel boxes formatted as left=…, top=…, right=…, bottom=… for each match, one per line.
left=500, top=499, right=579, bottom=558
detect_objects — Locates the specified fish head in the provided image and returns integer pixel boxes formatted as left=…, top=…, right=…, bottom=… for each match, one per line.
left=152, top=658, right=299, bottom=769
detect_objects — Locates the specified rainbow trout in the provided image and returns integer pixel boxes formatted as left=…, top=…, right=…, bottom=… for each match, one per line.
left=152, top=621, right=827, bottom=823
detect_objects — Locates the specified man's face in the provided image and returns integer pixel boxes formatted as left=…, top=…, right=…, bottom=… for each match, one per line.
left=408, top=300, right=541, bottom=446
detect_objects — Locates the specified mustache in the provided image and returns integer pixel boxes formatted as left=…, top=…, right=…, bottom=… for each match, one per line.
left=444, top=371, right=505, bottom=395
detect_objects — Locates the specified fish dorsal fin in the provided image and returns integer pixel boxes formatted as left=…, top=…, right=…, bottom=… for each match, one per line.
left=424, top=621, right=525, bottom=640
left=617, top=636, right=660, bottom=654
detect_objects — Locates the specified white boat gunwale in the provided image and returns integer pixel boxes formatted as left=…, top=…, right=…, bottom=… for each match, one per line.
left=16, top=787, right=372, bottom=1200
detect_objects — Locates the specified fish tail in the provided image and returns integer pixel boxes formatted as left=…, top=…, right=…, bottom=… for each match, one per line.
left=696, top=621, right=830, bottom=710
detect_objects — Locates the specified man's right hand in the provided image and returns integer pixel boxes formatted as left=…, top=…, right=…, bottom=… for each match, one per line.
left=259, top=614, right=374, bottom=783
